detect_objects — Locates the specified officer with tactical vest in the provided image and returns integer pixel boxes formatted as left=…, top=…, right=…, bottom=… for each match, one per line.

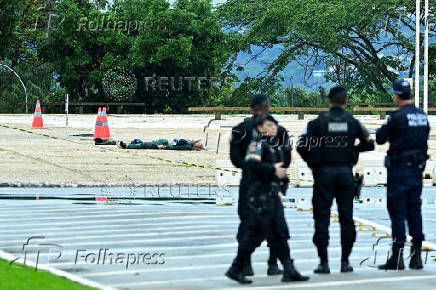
left=297, top=86, right=374, bottom=274
left=376, top=79, right=430, bottom=271
left=226, top=114, right=309, bottom=284
left=230, top=94, right=291, bottom=276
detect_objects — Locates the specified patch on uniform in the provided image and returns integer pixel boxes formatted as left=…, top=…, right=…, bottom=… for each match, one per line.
left=407, top=113, right=427, bottom=127
left=328, top=122, right=348, bottom=132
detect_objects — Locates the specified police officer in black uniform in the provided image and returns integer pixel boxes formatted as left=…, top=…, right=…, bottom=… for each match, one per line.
left=297, top=86, right=374, bottom=274
left=226, top=114, right=309, bottom=284
left=376, top=79, right=430, bottom=270
left=230, top=94, right=291, bottom=276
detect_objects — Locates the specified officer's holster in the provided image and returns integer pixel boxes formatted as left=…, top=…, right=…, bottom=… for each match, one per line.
left=353, top=173, right=363, bottom=200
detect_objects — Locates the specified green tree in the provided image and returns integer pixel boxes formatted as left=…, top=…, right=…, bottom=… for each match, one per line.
left=0, top=0, right=21, bottom=59
left=0, top=0, right=58, bottom=112
left=39, top=0, right=230, bottom=112
left=218, top=0, right=435, bottom=99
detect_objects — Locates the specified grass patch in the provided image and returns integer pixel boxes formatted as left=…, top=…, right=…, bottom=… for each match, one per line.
left=0, top=258, right=95, bottom=290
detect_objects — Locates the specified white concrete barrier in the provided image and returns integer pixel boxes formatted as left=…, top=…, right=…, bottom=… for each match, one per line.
left=215, top=187, right=237, bottom=205
left=361, top=152, right=387, bottom=186
left=294, top=159, right=313, bottom=187
left=432, top=162, right=436, bottom=186
left=215, top=160, right=241, bottom=187
left=215, top=160, right=241, bottom=205
left=359, top=197, right=386, bottom=205
left=295, top=197, right=312, bottom=211
left=422, top=160, right=435, bottom=185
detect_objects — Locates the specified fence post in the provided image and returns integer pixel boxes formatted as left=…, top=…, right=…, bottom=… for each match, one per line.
left=298, top=111, right=304, bottom=120
left=216, top=132, right=221, bottom=154
left=65, top=94, right=69, bottom=127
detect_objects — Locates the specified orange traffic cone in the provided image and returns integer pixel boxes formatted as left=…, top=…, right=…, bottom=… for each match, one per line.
left=32, top=100, right=44, bottom=128
left=94, top=107, right=106, bottom=139
left=101, top=107, right=111, bottom=139
left=94, top=107, right=110, bottom=139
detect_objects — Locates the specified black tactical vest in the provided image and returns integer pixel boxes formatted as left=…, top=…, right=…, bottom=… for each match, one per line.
left=318, top=112, right=355, bottom=165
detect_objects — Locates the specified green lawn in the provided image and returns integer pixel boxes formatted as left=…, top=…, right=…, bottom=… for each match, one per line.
left=0, top=259, right=95, bottom=290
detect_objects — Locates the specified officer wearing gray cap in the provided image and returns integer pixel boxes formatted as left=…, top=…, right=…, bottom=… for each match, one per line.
left=376, top=79, right=430, bottom=270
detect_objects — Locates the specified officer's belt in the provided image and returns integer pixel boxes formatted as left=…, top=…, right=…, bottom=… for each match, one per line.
left=388, top=149, right=428, bottom=167
left=389, top=149, right=427, bottom=161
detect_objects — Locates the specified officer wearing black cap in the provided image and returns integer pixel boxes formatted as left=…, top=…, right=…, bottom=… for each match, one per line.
left=376, top=79, right=430, bottom=271
left=297, top=86, right=374, bottom=274
left=230, top=94, right=291, bottom=276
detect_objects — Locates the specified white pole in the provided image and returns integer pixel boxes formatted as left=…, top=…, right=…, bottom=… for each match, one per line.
left=0, top=63, right=28, bottom=113
left=415, top=0, right=420, bottom=108
left=65, top=93, right=69, bottom=127
left=423, top=0, right=429, bottom=113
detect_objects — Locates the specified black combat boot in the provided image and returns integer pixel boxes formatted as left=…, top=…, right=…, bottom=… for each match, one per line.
left=409, top=243, right=423, bottom=270
left=314, top=262, right=330, bottom=274
left=378, top=245, right=405, bottom=270
left=341, top=243, right=354, bottom=272
left=267, top=252, right=283, bottom=275
left=225, top=266, right=252, bottom=284
left=340, top=259, right=353, bottom=273
left=267, top=264, right=283, bottom=275
left=242, top=264, right=254, bottom=276
left=282, top=258, right=310, bottom=282
left=314, top=246, right=330, bottom=274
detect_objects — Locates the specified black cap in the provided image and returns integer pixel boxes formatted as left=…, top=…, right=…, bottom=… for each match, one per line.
left=328, top=86, right=346, bottom=99
left=392, top=79, right=411, bottom=95
left=250, top=94, right=270, bottom=107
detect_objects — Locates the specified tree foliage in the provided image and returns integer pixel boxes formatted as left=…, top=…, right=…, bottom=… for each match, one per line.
left=217, top=0, right=435, bottom=99
left=38, top=0, right=231, bottom=112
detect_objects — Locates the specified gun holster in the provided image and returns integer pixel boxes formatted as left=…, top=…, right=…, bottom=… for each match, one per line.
left=353, top=173, right=363, bottom=200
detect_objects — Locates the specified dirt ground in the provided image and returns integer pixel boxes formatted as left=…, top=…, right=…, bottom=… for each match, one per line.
left=0, top=113, right=435, bottom=185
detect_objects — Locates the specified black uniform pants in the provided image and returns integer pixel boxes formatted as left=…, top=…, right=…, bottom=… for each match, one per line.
left=233, top=195, right=291, bottom=270
left=387, top=166, right=425, bottom=248
left=237, top=183, right=280, bottom=266
left=312, top=165, right=356, bottom=263
left=237, top=183, right=250, bottom=243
